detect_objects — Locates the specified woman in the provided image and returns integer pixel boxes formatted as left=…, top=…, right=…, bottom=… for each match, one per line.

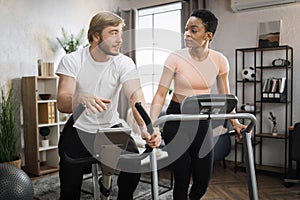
left=150, top=9, right=246, bottom=200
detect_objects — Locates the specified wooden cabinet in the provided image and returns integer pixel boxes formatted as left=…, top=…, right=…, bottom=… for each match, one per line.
left=22, top=76, right=65, bottom=176
left=234, top=45, right=293, bottom=174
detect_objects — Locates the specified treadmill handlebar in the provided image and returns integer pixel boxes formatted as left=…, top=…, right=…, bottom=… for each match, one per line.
left=242, top=121, right=255, bottom=134
left=153, top=113, right=256, bottom=133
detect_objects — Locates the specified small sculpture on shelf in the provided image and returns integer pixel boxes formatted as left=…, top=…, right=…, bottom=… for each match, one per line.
left=240, top=103, right=255, bottom=112
left=268, top=112, right=278, bottom=136
left=39, top=127, right=50, bottom=147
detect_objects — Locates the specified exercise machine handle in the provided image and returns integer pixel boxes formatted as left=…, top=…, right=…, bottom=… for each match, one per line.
left=73, top=103, right=86, bottom=122
left=135, top=102, right=154, bottom=154
left=135, top=102, right=154, bottom=134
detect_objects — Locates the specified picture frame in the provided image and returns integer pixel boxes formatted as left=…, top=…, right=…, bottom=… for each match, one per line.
left=258, top=20, right=281, bottom=48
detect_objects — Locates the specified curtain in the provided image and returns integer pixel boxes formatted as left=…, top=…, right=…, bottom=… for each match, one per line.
left=117, top=9, right=136, bottom=120
left=120, top=9, right=136, bottom=62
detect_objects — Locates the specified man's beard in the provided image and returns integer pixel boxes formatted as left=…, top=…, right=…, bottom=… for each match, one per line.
left=98, top=41, right=119, bottom=56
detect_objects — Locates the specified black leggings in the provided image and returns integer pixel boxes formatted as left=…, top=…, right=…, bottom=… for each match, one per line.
left=163, top=100, right=213, bottom=200
left=58, top=116, right=140, bottom=200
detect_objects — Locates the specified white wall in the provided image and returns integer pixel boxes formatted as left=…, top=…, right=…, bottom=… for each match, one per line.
left=0, top=0, right=178, bottom=84
left=207, top=0, right=300, bottom=167
left=0, top=0, right=119, bottom=163
left=208, top=0, right=300, bottom=123
left=0, top=0, right=119, bottom=85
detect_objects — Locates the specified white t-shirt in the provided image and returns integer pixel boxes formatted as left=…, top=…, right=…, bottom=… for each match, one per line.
left=56, top=47, right=138, bottom=133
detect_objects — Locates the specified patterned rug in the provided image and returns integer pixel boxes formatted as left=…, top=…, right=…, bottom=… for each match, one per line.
left=32, top=173, right=173, bottom=200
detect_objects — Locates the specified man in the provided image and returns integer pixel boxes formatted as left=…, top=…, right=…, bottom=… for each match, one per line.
left=56, top=11, right=161, bottom=200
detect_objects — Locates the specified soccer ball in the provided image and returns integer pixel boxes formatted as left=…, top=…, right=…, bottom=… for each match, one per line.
left=241, top=67, right=255, bottom=81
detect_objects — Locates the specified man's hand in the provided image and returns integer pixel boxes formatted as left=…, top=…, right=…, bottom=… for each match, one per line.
left=140, top=126, right=162, bottom=148
left=73, top=93, right=111, bottom=114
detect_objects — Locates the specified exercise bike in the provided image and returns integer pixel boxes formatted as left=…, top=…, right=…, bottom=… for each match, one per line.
left=61, top=94, right=258, bottom=200
left=60, top=102, right=156, bottom=200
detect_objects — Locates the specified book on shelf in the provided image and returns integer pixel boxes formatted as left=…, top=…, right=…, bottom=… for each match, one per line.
left=262, top=77, right=287, bottom=101
left=270, top=79, right=279, bottom=93
left=279, top=77, right=286, bottom=93
left=38, top=61, right=54, bottom=77
left=263, top=77, right=286, bottom=93
left=38, top=102, right=56, bottom=124
left=50, top=102, right=56, bottom=123
left=262, top=78, right=272, bottom=93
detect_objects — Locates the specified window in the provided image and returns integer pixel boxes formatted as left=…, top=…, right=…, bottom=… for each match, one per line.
left=136, top=2, right=182, bottom=104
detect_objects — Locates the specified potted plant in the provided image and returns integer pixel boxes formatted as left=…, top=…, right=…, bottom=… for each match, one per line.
left=39, top=127, right=50, bottom=165
left=56, top=27, right=87, bottom=54
left=39, top=127, right=50, bottom=147
left=0, top=86, right=20, bottom=168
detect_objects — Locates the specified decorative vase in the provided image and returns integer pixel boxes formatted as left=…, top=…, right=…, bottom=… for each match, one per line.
left=41, top=139, right=49, bottom=147
left=272, top=125, right=278, bottom=136
left=40, top=151, right=47, bottom=162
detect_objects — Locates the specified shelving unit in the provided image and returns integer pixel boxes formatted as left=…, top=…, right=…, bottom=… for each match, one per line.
left=22, top=76, right=66, bottom=176
left=234, top=45, right=293, bottom=175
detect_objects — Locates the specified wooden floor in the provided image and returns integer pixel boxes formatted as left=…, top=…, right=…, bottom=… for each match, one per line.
left=193, top=161, right=300, bottom=200
left=30, top=161, right=300, bottom=199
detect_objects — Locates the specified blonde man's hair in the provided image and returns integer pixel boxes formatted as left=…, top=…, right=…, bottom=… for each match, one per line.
left=87, top=11, right=125, bottom=43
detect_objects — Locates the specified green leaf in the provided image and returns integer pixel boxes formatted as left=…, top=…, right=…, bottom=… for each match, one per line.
left=57, top=27, right=87, bottom=54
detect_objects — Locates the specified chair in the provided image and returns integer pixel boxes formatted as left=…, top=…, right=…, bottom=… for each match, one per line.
left=284, top=122, right=300, bottom=187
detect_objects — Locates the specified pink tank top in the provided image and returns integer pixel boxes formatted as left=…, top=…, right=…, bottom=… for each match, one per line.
left=162, top=48, right=229, bottom=97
